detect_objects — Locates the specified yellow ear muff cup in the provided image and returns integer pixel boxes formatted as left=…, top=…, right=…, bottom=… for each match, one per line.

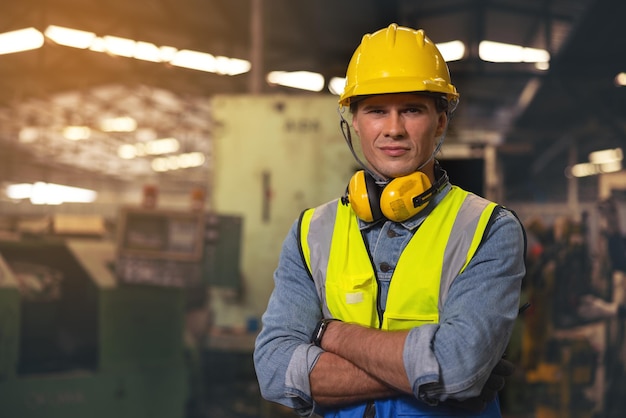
left=348, top=171, right=383, bottom=223
left=380, top=171, right=432, bottom=222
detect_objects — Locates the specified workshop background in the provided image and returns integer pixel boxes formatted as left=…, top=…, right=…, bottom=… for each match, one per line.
left=1, top=0, right=626, bottom=417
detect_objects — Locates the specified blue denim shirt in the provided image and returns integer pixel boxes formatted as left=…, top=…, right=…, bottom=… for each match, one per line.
left=253, top=183, right=526, bottom=416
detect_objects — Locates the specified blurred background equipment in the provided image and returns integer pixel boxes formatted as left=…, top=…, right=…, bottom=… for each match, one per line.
left=0, top=238, right=188, bottom=418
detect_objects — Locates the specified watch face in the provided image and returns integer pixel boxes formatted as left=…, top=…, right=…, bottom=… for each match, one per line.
left=313, top=320, right=325, bottom=346
left=313, top=318, right=337, bottom=347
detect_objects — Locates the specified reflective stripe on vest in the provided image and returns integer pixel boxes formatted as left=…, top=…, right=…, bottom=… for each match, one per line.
left=300, top=187, right=497, bottom=330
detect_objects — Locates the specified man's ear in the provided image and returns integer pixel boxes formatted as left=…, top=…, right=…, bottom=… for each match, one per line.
left=351, top=115, right=360, bottom=136
left=435, top=112, right=448, bottom=137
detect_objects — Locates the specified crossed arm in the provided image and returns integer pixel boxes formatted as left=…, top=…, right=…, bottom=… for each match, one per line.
left=309, top=323, right=411, bottom=406
left=308, top=210, right=526, bottom=408
left=254, top=208, right=525, bottom=413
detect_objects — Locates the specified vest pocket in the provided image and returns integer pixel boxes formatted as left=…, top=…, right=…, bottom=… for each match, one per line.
left=384, top=312, right=439, bottom=330
left=333, top=272, right=375, bottom=303
left=326, top=272, right=377, bottom=325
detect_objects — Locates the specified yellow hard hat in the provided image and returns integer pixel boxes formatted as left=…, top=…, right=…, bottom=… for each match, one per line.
left=339, top=23, right=459, bottom=108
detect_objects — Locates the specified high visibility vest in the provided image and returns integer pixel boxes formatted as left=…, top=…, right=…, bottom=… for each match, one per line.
left=299, top=186, right=498, bottom=329
left=298, top=186, right=503, bottom=418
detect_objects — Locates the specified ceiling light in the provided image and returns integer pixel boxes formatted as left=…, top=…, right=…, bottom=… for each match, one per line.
left=5, top=183, right=32, bottom=199
left=100, top=35, right=136, bottom=58
left=328, top=77, right=346, bottom=96
left=134, top=41, right=163, bottom=62
left=151, top=152, right=205, bottom=172
left=44, top=25, right=95, bottom=49
left=136, top=128, right=157, bottom=141
left=63, top=126, right=91, bottom=140
left=615, top=72, right=626, bottom=86
left=117, top=137, right=180, bottom=159
left=152, top=158, right=171, bottom=172
left=568, top=163, right=598, bottom=178
left=89, top=37, right=106, bottom=52
left=479, top=40, right=550, bottom=64
left=567, top=147, right=623, bottom=178
left=178, top=152, right=205, bottom=168
left=521, top=47, right=550, bottom=63
left=159, top=46, right=178, bottom=62
left=19, top=127, right=40, bottom=143
left=90, top=36, right=164, bottom=63
left=0, top=27, right=44, bottom=55
left=170, top=50, right=251, bottom=75
left=215, top=56, right=252, bottom=75
left=42, top=24, right=249, bottom=76
left=143, top=138, right=180, bottom=155
left=118, top=144, right=137, bottom=159
left=569, top=161, right=623, bottom=178
left=6, top=182, right=97, bottom=205
left=266, top=71, right=325, bottom=92
left=599, top=160, right=623, bottom=173
left=589, top=148, right=623, bottom=164
left=436, top=40, right=465, bottom=62
left=100, top=116, right=137, bottom=132
left=172, top=50, right=217, bottom=72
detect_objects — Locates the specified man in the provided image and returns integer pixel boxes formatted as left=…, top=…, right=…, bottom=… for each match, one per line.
left=254, top=23, right=525, bottom=417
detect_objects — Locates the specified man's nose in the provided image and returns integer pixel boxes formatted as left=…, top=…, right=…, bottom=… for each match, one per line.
left=383, top=112, right=406, bottom=138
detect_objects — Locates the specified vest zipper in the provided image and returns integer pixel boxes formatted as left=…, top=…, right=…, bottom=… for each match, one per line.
left=360, top=229, right=384, bottom=327
left=360, top=228, right=382, bottom=418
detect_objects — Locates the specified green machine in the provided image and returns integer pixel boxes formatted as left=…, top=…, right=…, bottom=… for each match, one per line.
left=0, top=237, right=188, bottom=418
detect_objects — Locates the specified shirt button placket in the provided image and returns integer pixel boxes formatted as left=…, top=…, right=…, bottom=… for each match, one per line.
left=387, top=228, right=399, bottom=238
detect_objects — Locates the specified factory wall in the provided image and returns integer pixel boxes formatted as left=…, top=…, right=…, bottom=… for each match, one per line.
left=210, top=94, right=356, bottom=316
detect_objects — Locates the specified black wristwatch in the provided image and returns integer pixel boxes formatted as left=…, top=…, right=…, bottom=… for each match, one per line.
left=312, top=318, right=340, bottom=347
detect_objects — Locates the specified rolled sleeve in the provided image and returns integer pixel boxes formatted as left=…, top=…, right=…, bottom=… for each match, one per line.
left=403, top=324, right=440, bottom=402
left=254, top=220, right=324, bottom=415
left=285, top=344, right=325, bottom=416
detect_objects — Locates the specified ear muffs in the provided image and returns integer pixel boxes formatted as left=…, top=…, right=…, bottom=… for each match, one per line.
left=379, top=171, right=434, bottom=221
left=347, top=169, right=448, bottom=223
left=347, top=170, right=383, bottom=222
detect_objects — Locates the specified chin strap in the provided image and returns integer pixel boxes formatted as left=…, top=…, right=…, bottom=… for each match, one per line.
left=338, top=107, right=386, bottom=185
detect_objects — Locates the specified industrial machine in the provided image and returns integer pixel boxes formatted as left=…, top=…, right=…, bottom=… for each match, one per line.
left=0, top=235, right=189, bottom=418
left=0, top=205, right=245, bottom=418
